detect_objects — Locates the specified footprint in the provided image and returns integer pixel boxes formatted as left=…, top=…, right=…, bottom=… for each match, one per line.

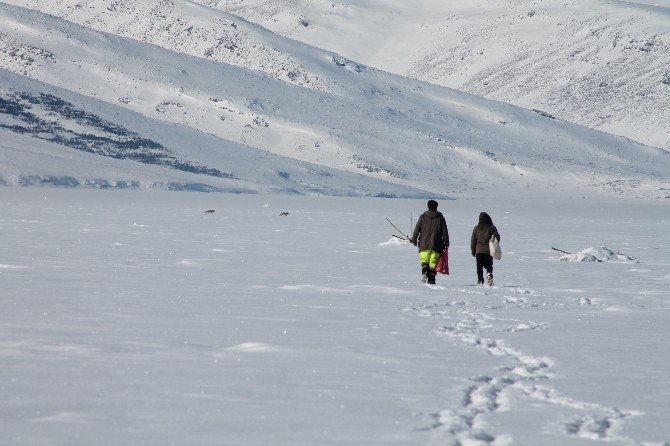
left=407, top=301, right=470, bottom=319
left=578, top=297, right=593, bottom=306
left=509, top=287, right=536, bottom=295
left=426, top=374, right=506, bottom=443
left=504, top=296, right=528, bottom=304
left=503, top=321, right=548, bottom=333
left=518, top=384, right=643, bottom=443
left=563, top=409, right=640, bottom=441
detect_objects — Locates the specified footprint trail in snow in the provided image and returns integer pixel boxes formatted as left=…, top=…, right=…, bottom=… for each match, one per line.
left=407, top=285, right=643, bottom=445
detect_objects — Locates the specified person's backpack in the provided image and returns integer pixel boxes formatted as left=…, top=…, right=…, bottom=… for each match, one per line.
left=489, top=234, right=502, bottom=260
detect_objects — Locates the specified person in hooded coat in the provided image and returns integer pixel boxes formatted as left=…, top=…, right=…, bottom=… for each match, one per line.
left=411, top=200, right=449, bottom=284
left=471, top=212, right=501, bottom=286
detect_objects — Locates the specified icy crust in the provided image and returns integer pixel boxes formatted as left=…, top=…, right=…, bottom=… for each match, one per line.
left=560, top=246, right=638, bottom=263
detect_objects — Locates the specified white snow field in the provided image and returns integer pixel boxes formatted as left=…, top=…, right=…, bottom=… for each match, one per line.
left=1, top=188, right=669, bottom=445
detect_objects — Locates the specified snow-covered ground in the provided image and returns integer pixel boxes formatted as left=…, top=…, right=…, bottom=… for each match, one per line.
left=1, top=1, right=668, bottom=443
left=1, top=188, right=668, bottom=445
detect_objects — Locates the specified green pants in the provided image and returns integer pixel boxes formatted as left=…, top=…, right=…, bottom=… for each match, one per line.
left=419, top=250, right=441, bottom=270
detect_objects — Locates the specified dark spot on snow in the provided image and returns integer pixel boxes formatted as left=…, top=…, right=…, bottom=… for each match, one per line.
left=532, top=109, right=557, bottom=120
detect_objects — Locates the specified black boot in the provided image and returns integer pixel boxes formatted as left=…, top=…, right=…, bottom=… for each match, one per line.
left=427, top=269, right=437, bottom=285
left=421, top=263, right=429, bottom=283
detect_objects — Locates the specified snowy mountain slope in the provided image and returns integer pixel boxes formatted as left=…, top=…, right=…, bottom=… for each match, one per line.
left=0, top=2, right=669, bottom=199
left=1, top=0, right=334, bottom=92
left=188, top=0, right=670, bottom=150
left=0, top=69, right=431, bottom=197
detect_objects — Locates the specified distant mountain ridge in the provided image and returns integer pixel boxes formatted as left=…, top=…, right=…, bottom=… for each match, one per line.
left=189, top=0, right=670, bottom=151
left=0, top=1, right=668, bottom=199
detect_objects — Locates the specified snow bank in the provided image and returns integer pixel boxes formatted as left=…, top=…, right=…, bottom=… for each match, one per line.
left=559, top=246, right=638, bottom=263
left=378, top=236, right=410, bottom=246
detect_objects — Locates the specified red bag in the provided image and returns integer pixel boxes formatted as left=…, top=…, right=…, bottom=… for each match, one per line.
left=435, top=248, right=449, bottom=275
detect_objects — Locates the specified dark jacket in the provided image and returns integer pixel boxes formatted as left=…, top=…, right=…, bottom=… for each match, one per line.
left=471, top=212, right=500, bottom=256
left=411, top=210, right=449, bottom=252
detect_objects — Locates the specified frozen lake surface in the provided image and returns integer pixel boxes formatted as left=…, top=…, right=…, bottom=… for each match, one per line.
left=1, top=189, right=668, bottom=445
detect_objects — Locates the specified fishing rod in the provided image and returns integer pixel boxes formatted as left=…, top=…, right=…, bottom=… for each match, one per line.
left=385, top=217, right=411, bottom=241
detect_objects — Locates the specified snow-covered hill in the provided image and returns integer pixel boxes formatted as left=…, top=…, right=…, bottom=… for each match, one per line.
left=187, top=0, right=670, bottom=150
left=0, top=70, right=431, bottom=197
left=0, top=1, right=669, bottom=198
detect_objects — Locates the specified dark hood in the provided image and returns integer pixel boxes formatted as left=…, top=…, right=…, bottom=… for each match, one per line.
left=478, top=212, right=493, bottom=225
left=424, top=210, right=443, bottom=219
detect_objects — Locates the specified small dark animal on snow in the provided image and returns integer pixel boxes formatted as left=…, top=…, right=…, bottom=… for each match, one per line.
left=279, top=211, right=289, bottom=216
left=205, top=209, right=215, bottom=214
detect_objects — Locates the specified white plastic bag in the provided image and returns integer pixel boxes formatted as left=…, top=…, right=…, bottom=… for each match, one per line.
left=489, top=234, right=502, bottom=260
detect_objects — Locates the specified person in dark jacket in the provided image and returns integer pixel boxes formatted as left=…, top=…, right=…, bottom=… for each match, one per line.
left=411, top=200, right=449, bottom=284
left=471, top=212, right=501, bottom=286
